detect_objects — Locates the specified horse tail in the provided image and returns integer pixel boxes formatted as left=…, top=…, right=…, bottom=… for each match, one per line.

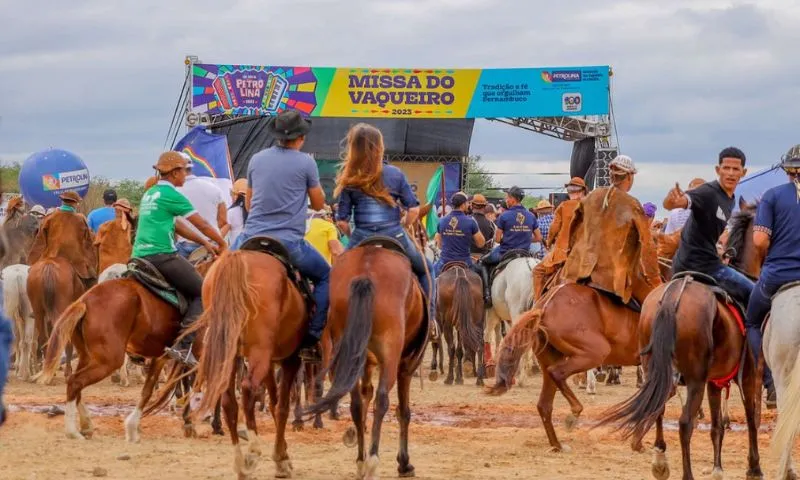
left=192, top=251, right=257, bottom=420
left=451, top=270, right=483, bottom=355
left=3, top=267, right=29, bottom=346
left=485, top=307, right=545, bottom=395
left=595, top=281, right=680, bottom=440
left=37, top=300, right=86, bottom=384
left=143, top=361, right=191, bottom=417
left=41, top=261, right=60, bottom=331
left=306, top=277, right=374, bottom=416
left=771, top=348, right=800, bottom=470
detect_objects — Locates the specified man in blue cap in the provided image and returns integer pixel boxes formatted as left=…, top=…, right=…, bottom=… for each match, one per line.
left=433, top=192, right=486, bottom=276
left=478, top=186, right=542, bottom=306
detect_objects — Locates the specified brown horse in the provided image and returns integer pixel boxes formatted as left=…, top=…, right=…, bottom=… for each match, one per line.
left=436, top=262, right=485, bottom=386
left=37, top=259, right=214, bottom=441
left=305, top=242, right=428, bottom=480
left=189, top=249, right=308, bottom=479
left=486, top=280, right=652, bottom=452
left=27, top=257, right=85, bottom=379
left=1, top=197, right=41, bottom=267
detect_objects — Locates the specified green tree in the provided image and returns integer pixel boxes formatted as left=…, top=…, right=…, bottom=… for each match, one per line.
left=0, top=162, right=21, bottom=193
left=113, top=179, right=147, bottom=207
left=463, top=155, right=498, bottom=194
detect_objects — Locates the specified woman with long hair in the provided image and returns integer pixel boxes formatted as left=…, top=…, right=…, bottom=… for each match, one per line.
left=227, top=178, right=248, bottom=245
left=334, top=123, right=434, bottom=308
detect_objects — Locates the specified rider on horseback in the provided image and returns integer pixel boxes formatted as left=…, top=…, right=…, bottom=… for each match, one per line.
left=232, top=111, right=331, bottom=363
left=334, top=123, right=435, bottom=316
left=745, top=144, right=800, bottom=406
left=478, top=186, right=541, bottom=307
left=135, top=152, right=228, bottom=366
left=433, top=192, right=485, bottom=277
left=532, top=177, right=587, bottom=302
left=563, top=155, right=660, bottom=306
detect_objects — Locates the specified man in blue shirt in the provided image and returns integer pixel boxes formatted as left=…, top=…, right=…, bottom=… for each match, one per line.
left=233, top=111, right=329, bottom=362
left=87, top=189, right=118, bottom=233
left=478, top=186, right=542, bottom=306
left=746, top=145, right=800, bottom=407
left=434, top=192, right=485, bottom=276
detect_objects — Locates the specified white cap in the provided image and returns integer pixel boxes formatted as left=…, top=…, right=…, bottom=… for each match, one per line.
left=30, top=205, right=46, bottom=215
left=609, top=155, right=637, bottom=174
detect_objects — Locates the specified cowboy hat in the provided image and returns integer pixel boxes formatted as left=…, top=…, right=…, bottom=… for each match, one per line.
left=535, top=200, right=554, bottom=211
left=153, top=151, right=190, bottom=174
left=609, top=155, right=638, bottom=174
left=564, top=177, right=587, bottom=190
left=232, top=178, right=248, bottom=196
left=113, top=198, right=133, bottom=210
left=267, top=110, right=311, bottom=140
left=469, top=193, right=488, bottom=206
left=30, top=205, right=46, bottom=216
left=59, top=191, right=82, bottom=204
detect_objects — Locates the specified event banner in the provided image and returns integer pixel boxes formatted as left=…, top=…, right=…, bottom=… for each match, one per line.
left=192, top=64, right=609, bottom=119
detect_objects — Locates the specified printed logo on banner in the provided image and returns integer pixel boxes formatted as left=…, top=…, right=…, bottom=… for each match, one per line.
left=42, top=169, right=90, bottom=191
left=541, top=70, right=582, bottom=83
left=562, top=93, right=582, bottom=112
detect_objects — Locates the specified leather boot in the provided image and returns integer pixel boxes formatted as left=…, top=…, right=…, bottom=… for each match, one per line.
left=533, top=262, right=547, bottom=303
left=479, top=264, right=493, bottom=307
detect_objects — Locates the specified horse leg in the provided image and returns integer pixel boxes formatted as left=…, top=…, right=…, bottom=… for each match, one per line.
left=365, top=359, right=398, bottom=480
left=649, top=408, right=669, bottom=480
left=211, top=400, right=224, bottom=436
left=309, top=363, right=324, bottom=429
left=118, top=355, right=130, bottom=387
left=352, top=362, right=375, bottom=479
left=181, top=375, right=197, bottom=438
left=546, top=347, right=608, bottom=429
left=220, top=366, right=247, bottom=480
left=396, top=367, right=415, bottom=478
left=444, top=325, right=455, bottom=385
left=537, top=367, right=567, bottom=452
left=292, top=365, right=304, bottom=432
left=585, top=368, right=597, bottom=395
left=476, top=336, right=486, bottom=387
left=721, top=392, right=730, bottom=430
left=740, top=350, right=764, bottom=480
left=428, top=339, right=438, bottom=380
left=124, top=357, right=166, bottom=443
left=455, top=329, right=464, bottom=385
left=679, top=379, right=706, bottom=480
left=707, top=383, right=725, bottom=479
left=272, top=355, right=300, bottom=479
left=64, top=342, right=73, bottom=378
left=65, top=360, right=117, bottom=440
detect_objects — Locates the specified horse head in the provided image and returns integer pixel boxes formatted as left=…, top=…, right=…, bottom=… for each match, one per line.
left=725, top=200, right=759, bottom=278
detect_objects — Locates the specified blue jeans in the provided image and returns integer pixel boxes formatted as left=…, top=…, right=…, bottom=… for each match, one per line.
left=0, top=285, right=13, bottom=423
left=233, top=234, right=330, bottom=340
left=746, top=277, right=785, bottom=390
left=349, top=225, right=434, bottom=305
left=176, top=242, right=200, bottom=259
left=708, top=264, right=754, bottom=308
left=482, top=248, right=503, bottom=266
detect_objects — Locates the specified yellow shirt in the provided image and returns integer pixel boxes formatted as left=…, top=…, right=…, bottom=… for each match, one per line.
left=305, top=218, right=338, bottom=264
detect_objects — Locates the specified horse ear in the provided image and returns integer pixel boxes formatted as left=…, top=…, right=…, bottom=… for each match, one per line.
left=738, top=196, right=748, bottom=211
left=419, top=202, right=433, bottom=217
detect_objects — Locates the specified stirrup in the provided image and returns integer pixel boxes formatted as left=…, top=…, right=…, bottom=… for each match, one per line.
left=164, top=347, right=198, bottom=367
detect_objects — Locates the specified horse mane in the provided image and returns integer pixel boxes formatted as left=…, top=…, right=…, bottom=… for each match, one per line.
left=3, top=196, right=24, bottom=225
left=726, top=201, right=757, bottom=266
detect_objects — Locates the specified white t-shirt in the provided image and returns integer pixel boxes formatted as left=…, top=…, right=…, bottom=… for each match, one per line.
left=664, top=208, right=691, bottom=234
left=177, top=175, right=224, bottom=243
left=227, top=205, right=245, bottom=244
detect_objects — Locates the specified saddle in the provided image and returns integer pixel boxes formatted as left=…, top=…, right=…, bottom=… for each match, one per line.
left=490, top=249, right=535, bottom=282
left=359, top=235, right=407, bottom=256
left=239, top=236, right=316, bottom=314
left=124, top=258, right=189, bottom=315
left=187, top=245, right=213, bottom=267
left=441, top=261, right=470, bottom=274
left=586, top=282, right=642, bottom=313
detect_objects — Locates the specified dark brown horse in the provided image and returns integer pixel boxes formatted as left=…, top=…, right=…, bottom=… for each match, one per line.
left=305, top=242, right=429, bottom=480
left=189, top=249, right=308, bottom=479
left=486, top=278, right=657, bottom=452
left=436, top=262, right=485, bottom=386
left=37, top=259, right=214, bottom=441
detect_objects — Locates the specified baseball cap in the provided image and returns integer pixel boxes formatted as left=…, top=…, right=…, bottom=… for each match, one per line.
left=103, top=189, right=118, bottom=203
left=451, top=192, right=468, bottom=208
left=504, top=186, right=525, bottom=201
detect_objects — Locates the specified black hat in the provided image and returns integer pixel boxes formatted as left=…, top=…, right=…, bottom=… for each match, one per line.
left=103, top=189, right=118, bottom=204
left=450, top=192, right=468, bottom=208
left=267, top=110, right=311, bottom=140
left=504, top=186, right=525, bottom=201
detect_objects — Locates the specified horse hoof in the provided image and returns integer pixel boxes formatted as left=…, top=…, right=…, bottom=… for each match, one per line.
left=111, top=372, right=121, bottom=384
left=80, top=430, right=94, bottom=440
left=343, top=426, right=357, bottom=447
left=65, top=431, right=86, bottom=440
left=428, top=371, right=439, bottom=382
left=476, top=378, right=484, bottom=387
left=238, top=429, right=249, bottom=441
left=183, top=425, right=197, bottom=438
left=548, top=444, right=571, bottom=453
left=463, top=361, right=475, bottom=377
left=722, top=417, right=731, bottom=430
left=444, top=378, right=453, bottom=385
left=313, top=418, right=324, bottom=430
left=710, top=467, right=724, bottom=480
left=651, top=449, right=669, bottom=480
left=398, top=464, right=416, bottom=478
left=455, top=378, right=464, bottom=385
left=292, top=422, right=303, bottom=432
left=564, top=414, right=579, bottom=431
left=485, top=364, right=496, bottom=378
left=595, top=372, right=607, bottom=382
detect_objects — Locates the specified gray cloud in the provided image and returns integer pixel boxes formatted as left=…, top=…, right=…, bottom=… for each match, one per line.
left=1, top=0, right=798, bottom=182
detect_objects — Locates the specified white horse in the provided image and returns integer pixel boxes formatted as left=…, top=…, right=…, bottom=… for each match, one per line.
left=2, top=264, right=35, bottom=381
left=764, top=283, right=800, bottom=479
left=485, top=256, right=539, bottom=386
left=98, top=263, right=142, bottom=387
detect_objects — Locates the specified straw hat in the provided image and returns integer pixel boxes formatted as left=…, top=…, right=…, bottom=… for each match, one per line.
left=153, top=151, right=190, bottom=174
left=232, top=178, right=248, bottom=196
left=113, top=199, right=133, bottom=211
left=535, top=200, right=554, bottom=211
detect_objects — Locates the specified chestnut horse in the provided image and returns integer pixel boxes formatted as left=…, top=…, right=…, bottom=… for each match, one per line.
left=189, top=249, right=308, bottom=479
left=486, top=281, right=652, bottom=452
left=436, top=262, right=485, bottom=386
left=38, top=259, right=214, bottom=441
left=305, top=242, right=429, bottom=480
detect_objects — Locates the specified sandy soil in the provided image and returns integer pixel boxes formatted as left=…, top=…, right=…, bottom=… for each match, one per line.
left=0, top=360, right=787, bottom=480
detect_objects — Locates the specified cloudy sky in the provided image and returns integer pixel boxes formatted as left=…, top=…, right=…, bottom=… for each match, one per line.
left=2, top=0, right=798, bottom=208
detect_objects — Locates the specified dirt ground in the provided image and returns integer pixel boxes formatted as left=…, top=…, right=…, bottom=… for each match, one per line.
left=0, top=359, right=787, bottom=480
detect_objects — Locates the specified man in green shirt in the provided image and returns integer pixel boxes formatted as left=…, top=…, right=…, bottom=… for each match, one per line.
left=133, top=151, right=228, bottom=366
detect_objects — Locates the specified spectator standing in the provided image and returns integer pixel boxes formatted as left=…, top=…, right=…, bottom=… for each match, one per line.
left=87, top=189, right=118, bottom=233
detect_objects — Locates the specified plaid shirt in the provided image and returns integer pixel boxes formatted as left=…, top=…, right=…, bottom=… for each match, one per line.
left=535, top=212, right=555, bottom=259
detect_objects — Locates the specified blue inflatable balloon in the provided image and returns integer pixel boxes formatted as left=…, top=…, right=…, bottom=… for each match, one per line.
left=19, top=149, right=90, bottom=208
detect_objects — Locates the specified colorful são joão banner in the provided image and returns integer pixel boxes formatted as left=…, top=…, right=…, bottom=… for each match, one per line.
left=192, top=64, right=610, bottom=119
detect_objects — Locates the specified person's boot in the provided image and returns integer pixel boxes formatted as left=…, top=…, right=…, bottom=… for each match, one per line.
left=479, top=264, right=493, bottom=307
left=765, top=382, right=777, bottom=410
left=298, top=334, right=322, bottom=363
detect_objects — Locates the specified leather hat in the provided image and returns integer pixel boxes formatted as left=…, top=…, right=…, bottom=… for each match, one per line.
left=59, top=191, right=81, bottom=204
left=153, top=151, right=190, bottom=174
left=565, top=177, right=587, bottom=190
left=267, top=110, right=311, bottom=140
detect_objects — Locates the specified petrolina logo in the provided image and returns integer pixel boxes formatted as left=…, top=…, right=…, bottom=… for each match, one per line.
left=58, top=169, right=90, bottom=188
left=541, top=70, right=582, bottom=83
